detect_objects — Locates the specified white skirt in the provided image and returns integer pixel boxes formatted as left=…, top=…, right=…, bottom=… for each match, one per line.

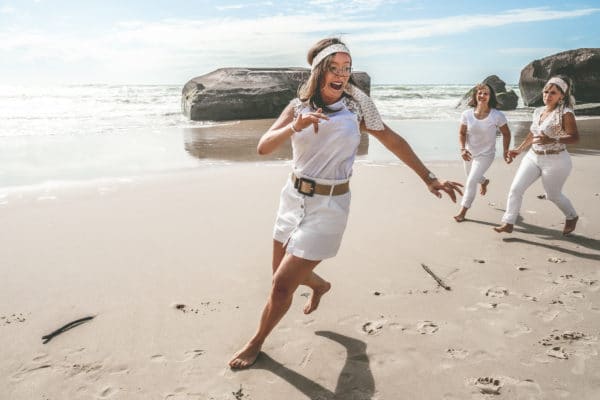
left=273, top=176, right=351, bottom=261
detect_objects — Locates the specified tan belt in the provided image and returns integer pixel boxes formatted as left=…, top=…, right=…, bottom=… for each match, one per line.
left=533, top=148, right=565, bottom=155
left=291, top=174, right=349, bottom=197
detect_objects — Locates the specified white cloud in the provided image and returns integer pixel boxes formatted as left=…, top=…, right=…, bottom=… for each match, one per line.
left=0, top=6, right=598, bottom=83
left=0, top=5, right=16, bottom=14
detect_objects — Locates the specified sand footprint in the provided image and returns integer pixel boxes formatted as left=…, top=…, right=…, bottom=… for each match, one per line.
left=504, top=323, right=532, bottom=338
left=99, top=386, right=116, bottom=398
left=181, top=350, right=204, bottom=362
left=485, top=287, right=509, bottom=298
left=446, top=348, right=469, bottom=359
left=473, top=377, right=502, bottom=395
left=546, top=346, right=569, bottom=359
left=362, top=319, right=386, bottom=335
left=416, top=321, right=438, bottom=335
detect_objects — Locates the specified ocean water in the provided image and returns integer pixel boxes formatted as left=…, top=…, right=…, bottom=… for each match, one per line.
left=0, top=83, right=588, bottom=191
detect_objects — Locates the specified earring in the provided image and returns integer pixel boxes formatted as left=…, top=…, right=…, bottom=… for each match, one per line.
left=559, top=98, right=564, bottom=105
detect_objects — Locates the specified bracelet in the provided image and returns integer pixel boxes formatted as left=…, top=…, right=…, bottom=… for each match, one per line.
left=290, top=123, right=300, bottom=134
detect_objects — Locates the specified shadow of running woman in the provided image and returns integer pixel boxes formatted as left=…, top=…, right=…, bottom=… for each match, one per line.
left=250, top=330, right=375, bottom=400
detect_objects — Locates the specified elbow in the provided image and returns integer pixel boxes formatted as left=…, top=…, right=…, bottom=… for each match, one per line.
left=256, top=143, right=270, bottom=155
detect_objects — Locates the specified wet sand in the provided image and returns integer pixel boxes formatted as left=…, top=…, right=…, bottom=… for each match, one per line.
left=1, top=150, right=599, bottom=399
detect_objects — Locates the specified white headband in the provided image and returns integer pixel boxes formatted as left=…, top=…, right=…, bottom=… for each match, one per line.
left=311, top=44, right=351, bottom=70
left=547, top=77, right=568, bottom=93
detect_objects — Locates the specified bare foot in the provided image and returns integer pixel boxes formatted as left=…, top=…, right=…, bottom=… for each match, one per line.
left=303, top=281, right=331, bottom=314
left=563, top=216, right=578, bottom=235
left=229, top=340, right=262, bottom=369
left=493, top=223, right=513, bottom=233
left=453, top=214, right=465, bottom=222
left=480, top=179, right=490, bottom=196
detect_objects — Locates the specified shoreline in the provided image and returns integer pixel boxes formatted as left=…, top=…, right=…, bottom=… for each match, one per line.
left=2, top=116, right=600, bottom=195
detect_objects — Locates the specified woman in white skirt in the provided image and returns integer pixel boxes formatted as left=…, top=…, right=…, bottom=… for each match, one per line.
left=454, top=83, right=512, bottom=222
left=494, top=75, right=579, bottom=235
left=229, top=37, right=463, bottom=369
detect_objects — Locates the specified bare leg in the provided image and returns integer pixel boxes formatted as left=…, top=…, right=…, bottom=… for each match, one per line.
left=229, top=253, right=320, bottom=369
left=272, top=240, right=330, bottom=314
left=453, top=206, right=468, bottom=222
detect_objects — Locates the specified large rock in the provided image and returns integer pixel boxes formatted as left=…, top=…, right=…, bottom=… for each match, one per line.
left=519, top=48, right=600, bottom=106
left=182, top=68, right=372, bottom=121
left=456, top=75, right=518, bottom=110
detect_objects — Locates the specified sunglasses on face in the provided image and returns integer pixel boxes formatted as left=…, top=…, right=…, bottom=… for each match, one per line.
left=328, top=65, right=352, bottom=76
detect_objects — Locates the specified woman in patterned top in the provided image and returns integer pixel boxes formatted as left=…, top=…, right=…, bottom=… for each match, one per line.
left=494, top=75, right=579, bottom=235
left=228, top=37, right=463, bottom=369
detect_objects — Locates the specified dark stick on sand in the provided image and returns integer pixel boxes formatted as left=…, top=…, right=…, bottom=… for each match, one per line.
left=421, top=263, right=451, bottom=291
left=42, top=316, right=95, bottom=344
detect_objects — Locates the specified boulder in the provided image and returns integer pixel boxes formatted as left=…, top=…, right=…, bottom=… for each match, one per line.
left=456, top=75, right=518, bottom=110
left=519, top=48, right=600, bottom=106
left=182, top=68, right=372, bottom=121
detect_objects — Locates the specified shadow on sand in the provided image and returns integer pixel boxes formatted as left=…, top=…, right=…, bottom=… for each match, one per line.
left=248, top=330, right=375, bottom=400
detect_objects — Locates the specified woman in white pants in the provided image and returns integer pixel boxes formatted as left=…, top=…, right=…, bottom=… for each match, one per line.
left=494, top=75, right=579, bottom=235
left=454, top=83, right=511, bottom=222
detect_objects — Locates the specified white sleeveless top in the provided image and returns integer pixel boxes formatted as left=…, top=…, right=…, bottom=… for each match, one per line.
left=531, top=106, right=572, bottom=153
left=290, top=97, right=363, bottom=181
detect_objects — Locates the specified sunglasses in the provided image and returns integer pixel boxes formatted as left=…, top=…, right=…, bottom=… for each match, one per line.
left=327, top=65, right=352, bottom=76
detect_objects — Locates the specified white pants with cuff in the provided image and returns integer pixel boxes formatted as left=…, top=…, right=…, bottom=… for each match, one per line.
left=501, top=150, right=577, bottom=224
left=461, top=153, right=494, bottom=209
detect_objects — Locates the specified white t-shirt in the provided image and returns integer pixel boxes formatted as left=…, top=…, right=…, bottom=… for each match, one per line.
left=460, top=108, right=508, bottom=157
left=290, top=97, right=363, bottom=181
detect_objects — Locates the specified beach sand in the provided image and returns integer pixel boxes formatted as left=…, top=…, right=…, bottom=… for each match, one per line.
left=1, top=151, right=600, bottom=399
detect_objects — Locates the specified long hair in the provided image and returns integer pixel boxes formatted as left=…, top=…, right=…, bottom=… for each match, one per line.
left=298, top=37, right=356, bottom=112
left=468, top=83, right=498, bottom=109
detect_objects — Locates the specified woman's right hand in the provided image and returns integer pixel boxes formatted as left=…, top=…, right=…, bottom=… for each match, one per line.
left=507, top=149, right=521, bottom=159
left=460, top=148, right=472, bottom=161
left=295, top=108, right=329, bottom=134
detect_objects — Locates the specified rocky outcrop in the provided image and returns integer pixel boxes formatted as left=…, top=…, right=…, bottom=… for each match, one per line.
left=182, top=68, right=372, bottom=121
left=456, top=75, right=518, bottom=110
left=519, top=48, right=600, bottom=106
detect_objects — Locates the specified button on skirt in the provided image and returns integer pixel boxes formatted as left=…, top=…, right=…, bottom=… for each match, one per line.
left=273, top=177, right=351, bottom=261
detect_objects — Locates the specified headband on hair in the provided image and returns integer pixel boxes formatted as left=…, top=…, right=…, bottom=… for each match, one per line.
left=547, top=77, right=568, bottom=93
left=311, top=44, right=351, bottom=70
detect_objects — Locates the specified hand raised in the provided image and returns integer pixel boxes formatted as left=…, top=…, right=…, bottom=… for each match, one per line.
left=296, top=108, right=329, bottom=134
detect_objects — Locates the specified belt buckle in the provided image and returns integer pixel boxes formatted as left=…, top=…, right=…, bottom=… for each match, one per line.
left=295, top=177, right=316, bottom=197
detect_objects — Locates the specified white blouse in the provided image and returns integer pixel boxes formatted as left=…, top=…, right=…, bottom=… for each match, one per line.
left=530, top=106, right=572, bottom=153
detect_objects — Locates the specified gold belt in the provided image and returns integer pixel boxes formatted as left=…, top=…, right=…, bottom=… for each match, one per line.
left=291, top=174, right=350, bottom=197
left=532, top=148, right=565, bottom=155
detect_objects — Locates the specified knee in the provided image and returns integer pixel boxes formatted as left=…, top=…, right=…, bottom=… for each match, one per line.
left=544, top=191, right=561, bottom=202
left=271, top=277, right=294, bottom=302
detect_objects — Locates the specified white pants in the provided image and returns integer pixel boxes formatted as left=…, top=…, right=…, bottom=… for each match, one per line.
left=501, top=150, right=577, bottom=224
left=461, top=153, right=494, bottom=208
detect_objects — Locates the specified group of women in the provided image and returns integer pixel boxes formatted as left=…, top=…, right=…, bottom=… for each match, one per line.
left=229, top=37, right=580, bottom=369
left=455, top=77, right=579, bottom=235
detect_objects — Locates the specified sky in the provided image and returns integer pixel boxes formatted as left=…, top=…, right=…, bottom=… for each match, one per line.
left=0, top=0, right=598, bottom=85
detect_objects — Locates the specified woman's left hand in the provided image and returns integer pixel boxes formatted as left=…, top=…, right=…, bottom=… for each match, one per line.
left=427, top=179, right=463, bottom=202
left=532, top=132, right=554, bottom=145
